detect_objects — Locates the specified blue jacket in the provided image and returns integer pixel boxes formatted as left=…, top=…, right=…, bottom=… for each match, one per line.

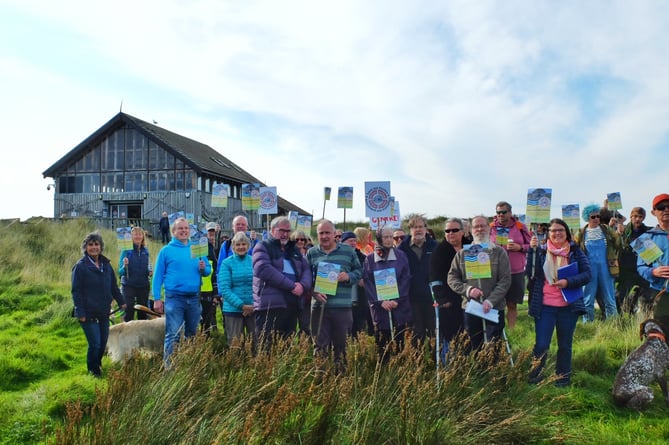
left=220, top=253, right=253, bottom=313
left=637, top=226, right=669, bottom=291
left=252, top=237, right=311, bottom=311
left=216, top=236, right=257, bottom=281
left=152, top=238, right=212, bottom=300
left=398, top=236, right=438, bottom=303
left=118, top=245, right=151, bottom=289
left=72, top=254, right=124, bottom=319
left=526, top=242, right=591, bottom=319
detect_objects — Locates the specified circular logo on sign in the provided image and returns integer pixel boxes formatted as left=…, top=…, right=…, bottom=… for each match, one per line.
left=538, top=197, right=550, bottom=208
left=366, top=187, right=390, bottom=212
left=260, top=190, right=277, bottom=209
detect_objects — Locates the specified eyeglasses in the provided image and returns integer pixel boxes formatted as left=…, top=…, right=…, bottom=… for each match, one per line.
left=549, top=228, right=566, bottom=233
left=496, top=210, right=508, bottom=215
left=655, top=204, right=669, bottom=211
left=393, top=236, right=405, bottom=241
left=295, top=238, right=306, bottom=242
left=334, top=235, right=342, bottom=239
left=589, top=215, right=600, bottom=220
left=277, top=228, right=291, bottom=234
left=444, top=228, right=461, bottom=234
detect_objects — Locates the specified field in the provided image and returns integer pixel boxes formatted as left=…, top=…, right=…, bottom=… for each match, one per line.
left=0, top=219, right=668, bottom=444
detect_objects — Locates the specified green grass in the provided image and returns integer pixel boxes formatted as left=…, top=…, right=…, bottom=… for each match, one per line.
left=1, top=219, right=669, bottom=444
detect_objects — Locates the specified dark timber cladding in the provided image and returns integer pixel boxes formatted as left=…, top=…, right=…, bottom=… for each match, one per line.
left=42, top=112, right=310, bottom=238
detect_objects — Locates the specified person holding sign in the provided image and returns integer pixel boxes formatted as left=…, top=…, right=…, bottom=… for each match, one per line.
left=526, top=218, right=591, bottom=387
left=119, top=227, right=152, bottom=322
left=490, top=201, right=532, bottom=330
left=637, top=194, right=669, bottom=331
left=363, top=226, right=411, bottom=363
left=152, top=217, right=211, bottom=365
left=617, top=207, right=653, bottom=314
left=307, top=220, right=362, bottom=374
left=448, top=215, right=511, bottom=352
left=575, top=204, right=622, bottom=322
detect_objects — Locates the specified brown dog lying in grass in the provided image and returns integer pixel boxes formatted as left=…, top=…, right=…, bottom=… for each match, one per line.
left=107, top=308, right=165, bottom=363
left=612, top=319, right=669, bottom=410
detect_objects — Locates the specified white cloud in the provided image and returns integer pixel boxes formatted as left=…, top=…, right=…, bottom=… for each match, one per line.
left=0, top=0, right=668, bottom=224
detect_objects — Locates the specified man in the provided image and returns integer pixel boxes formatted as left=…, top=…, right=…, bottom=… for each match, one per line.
left=217, top=215, right=258, bottom=266
left=490, top=201, right=531, bottom=329
left=448, top=215, right=511, bottom=351
left=334, top=229, right=343, bottom=243
left=153, top=218, right=211, bottom=365
left=252, top=216, right=311, bottom=349
left=617, top=207, right=652, bottom=314
left=392, top=229, right=406, bottom=247
left=159, top=212, right=170, bottom=244
left=200, top=222, right=220, bottom=335
left=429, top=218, right=466, bottom=362
left=637, top=194, right=669, bottom=331
left=307, top=220, right=362, bottom=373
left=398, top=215, right=437, bottom=346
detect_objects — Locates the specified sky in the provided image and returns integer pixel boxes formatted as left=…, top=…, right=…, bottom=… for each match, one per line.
left=1, top=0, right=668, bottom=226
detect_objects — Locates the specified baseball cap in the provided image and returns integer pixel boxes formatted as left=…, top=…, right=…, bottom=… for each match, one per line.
left=340, top=231, right=356, bottom=243
left=652, top=194, right=669, bottom=210
left=205, top=222, right=217, bottom=231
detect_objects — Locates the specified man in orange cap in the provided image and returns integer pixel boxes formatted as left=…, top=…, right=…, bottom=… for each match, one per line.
left=637, top=193, right=669, bottom=330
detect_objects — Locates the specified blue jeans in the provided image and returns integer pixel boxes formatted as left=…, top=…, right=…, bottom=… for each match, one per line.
left=164, top=293, right=202, bottom=364
left=583, top=238, right=616, bottom=321
left=531, top=305, right=578, bottom=385
left=79, top=317, right=110, bottom=375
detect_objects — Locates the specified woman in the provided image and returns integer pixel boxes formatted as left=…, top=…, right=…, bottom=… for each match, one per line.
left=575, top=204, right=622, bottom=322
left=220, top=232, right=255, bottom=347
left=291, top=230, right=310, bottom=256
left=363, top=226, right=411, bottom=362
left=527, top=218, right=591, bottom=387
left=354, top=227, right=375, bottom=256
left=119, top=227, right=152, bottom=322
left=72, top=232, right=126, bottom=377
left=290, top=229, right=311, bottom=335
left=428, top=218, right=466, bottom=362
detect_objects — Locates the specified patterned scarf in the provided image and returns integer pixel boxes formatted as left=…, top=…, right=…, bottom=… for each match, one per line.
left=543, top=239, right=570, bottom=284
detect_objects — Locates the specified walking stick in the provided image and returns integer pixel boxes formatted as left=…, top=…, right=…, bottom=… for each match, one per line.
left=477, top=278, right=488, bottom=344
left=429, top=281, right=442, bottom=375
left=388, top=309, right=395, bottom=343
left=316, top=302, right=325, bottom=344
left=502, top=328, right=514, bottom=366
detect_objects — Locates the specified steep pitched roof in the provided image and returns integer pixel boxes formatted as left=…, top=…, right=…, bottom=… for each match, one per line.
left=42, top=112, right=310, bottom=215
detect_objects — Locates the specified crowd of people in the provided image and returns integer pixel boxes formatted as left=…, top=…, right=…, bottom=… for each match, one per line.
left=71, top=193, right=669, bottom=385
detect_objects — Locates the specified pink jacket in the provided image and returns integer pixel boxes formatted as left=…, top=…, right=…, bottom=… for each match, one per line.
left=490, top=217, right=532, bottom=274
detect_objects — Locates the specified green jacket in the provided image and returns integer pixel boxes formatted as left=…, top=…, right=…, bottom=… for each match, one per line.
left=575, top=224, right=622, bottom=276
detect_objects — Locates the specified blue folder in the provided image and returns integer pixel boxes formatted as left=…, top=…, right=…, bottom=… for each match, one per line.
left=557, top=262, right=582, bottom=304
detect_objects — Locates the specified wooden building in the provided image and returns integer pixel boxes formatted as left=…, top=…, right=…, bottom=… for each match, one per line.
left=42, top=112, right=310, bottom=238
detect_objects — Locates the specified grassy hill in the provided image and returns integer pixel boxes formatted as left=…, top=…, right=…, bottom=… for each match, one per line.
left=0, top=219, right=668, bottom=444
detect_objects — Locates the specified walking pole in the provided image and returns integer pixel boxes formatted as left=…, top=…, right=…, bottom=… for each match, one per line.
left=477, top=278, right=488, bottom=344
left=502, top=327, right=514, bottom=366
left=316, top=302, right=325, bottom=344
left=429, top=281, right=442, bottom=376
left=388, top=309, right=395, bottom=342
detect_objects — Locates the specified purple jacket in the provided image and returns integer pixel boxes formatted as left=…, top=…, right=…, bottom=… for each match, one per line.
left=363, top=247, right=412, bottom=330
left=252, top=238, right=311, bottom=311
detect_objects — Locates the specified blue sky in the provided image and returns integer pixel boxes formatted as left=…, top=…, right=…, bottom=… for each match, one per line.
left=2, top=0, right=668, bottom=226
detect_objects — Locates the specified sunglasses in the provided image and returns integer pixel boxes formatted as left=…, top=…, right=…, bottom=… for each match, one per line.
left=589, top=214, right=601, bottom=220
left=334, top=235, right=342, bottom=239
left=655, top=204, right=669, bottom=211
left=393, top=236, right=405, bottom=241
left=444, top=228, right=461, bottom=234
left=496, top=210, right=508, bottom=215
left=295, top=238, right=306, bottom=242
